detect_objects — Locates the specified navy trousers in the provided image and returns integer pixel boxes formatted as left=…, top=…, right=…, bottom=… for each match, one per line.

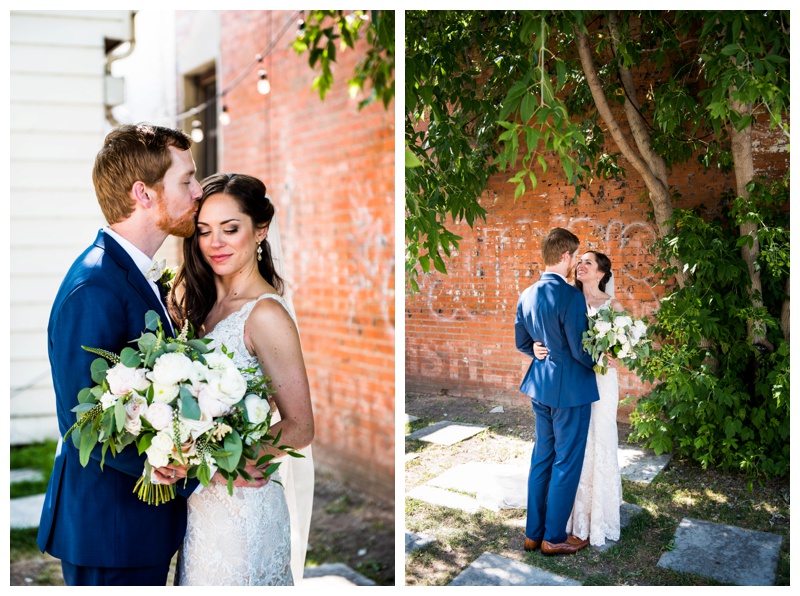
left=61, top=561, right=171, bottom=586
left=526, top=398, right=592, bottom=544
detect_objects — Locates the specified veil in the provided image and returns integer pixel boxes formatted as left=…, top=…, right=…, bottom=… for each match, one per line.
left=267, top=209, right=315, bottom=585
left=605, top=273, right=615, bottom=298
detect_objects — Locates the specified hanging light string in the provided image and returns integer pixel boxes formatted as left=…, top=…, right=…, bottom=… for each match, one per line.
left=175, top=9, right=302, bottom=123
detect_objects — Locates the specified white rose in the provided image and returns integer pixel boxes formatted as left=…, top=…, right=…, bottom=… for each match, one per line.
left=197, top=387, right=232, bottom=418
left=100, top=391, right=119, bottom=411
left=148, top=352, right=196, bottom=386
left=145, top=431, right=174, bottom=468
left=123, top=395, right=148, bottom=436
left=106, top=364, right=150, bottom=397
left=595, top=320, right=613, bottom=336
left=144, top=402, right=174, bottom=431
left=124, top=416, right=142, bottom=436
left=244, top=394, right=270, bottom=425
left=152, top=382, right=180, bottom=403
left=618, top=343, right=631, bottom=358
left=631, top=320, right=647, bottom=341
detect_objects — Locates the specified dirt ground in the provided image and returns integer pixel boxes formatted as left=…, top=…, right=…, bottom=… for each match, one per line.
left=10, top=467, right=395, bottom=586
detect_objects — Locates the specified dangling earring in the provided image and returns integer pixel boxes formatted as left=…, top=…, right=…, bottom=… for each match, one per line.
left=257, top=242, right=263, bottom=262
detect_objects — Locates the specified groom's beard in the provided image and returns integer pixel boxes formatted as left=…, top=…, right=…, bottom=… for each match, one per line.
left=155, top=193, right=196, bottom=238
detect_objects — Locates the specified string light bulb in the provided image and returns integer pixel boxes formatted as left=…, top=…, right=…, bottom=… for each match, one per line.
left=257, top=70, right=271, bottom=95
left=219, top=105, right=231, bottom=126
left=190, top=120, right=204, bottom=143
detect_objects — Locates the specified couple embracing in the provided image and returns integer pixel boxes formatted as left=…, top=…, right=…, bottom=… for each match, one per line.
left=516, top=227, right=623, bottom=554
left=37, top=124, right=315, bottom=585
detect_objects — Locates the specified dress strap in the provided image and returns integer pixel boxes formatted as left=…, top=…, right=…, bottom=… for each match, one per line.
left=249, top=293, right=297, bottom=326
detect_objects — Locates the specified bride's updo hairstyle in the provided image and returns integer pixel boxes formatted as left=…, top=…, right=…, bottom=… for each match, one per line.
left=576, top=250, right=613, bottom=294
left=171, top=173, right=284, bottom=332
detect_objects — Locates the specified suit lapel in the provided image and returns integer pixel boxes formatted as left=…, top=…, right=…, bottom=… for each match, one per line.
left=95, top=230, right=175, bottom=337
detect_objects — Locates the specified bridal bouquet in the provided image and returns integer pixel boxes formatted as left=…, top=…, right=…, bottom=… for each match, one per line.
left=582, top=309, right=650, bottom=375
left=64, top=310, right=301, bottom=505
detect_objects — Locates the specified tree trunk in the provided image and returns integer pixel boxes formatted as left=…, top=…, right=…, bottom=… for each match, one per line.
left=574, top=18, right=686, bottom=288
left=729, top=96, right=775, bottom=351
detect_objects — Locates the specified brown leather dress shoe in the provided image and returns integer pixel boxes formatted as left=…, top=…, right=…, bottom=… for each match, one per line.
left=524, top=538, right=541, bottom=552
left=541, top=534, right=589, bottom=555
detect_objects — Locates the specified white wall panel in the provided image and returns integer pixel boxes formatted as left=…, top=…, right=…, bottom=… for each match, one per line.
left=10, top=189, right=104, bottom=219
left=10, top=72, right=105, bottom=104
left=10, top=12, right=131, bottom=47
left=10, top=44, right=104, bottom=76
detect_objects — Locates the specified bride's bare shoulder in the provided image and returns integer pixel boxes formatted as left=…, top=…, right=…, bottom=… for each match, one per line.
left=608, top=296, right=624, bottom=312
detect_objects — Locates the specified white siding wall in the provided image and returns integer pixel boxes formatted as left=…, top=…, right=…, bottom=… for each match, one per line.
left=10, top=10, right=134, bottom=444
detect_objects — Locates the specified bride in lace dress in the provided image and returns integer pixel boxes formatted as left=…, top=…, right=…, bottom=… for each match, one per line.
left=163, top=173, right=314, bottom=585
left=534, top=250, right=622, bottom=547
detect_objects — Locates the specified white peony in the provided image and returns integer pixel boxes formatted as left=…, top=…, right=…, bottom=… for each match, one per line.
left=152, top=382, right=180, bottom=403
left=147, top=352, right=195, bottom=386
left=204, top=351, right=238, bottom=371
left=613, top=315, right=633, bottom=330
left=204, top=368, right=247, bottom=405
left=100, top=391, right=118, bottom=410
left=631, top=320, right=647, bottom=341
left=197, top=387, right=233, bottom=418
left=144, top=402, right=174, bottom=431
left=106, top=364, right=151, bottom=397
left=244, top=394, right=270, bottom=425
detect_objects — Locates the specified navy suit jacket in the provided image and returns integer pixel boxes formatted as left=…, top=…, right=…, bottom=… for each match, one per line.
left=38, top=229, right=199, bottom=568
left=515, top=272, right=599, bottom=408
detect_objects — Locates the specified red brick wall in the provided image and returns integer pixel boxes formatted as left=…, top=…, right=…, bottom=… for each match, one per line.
left=201, top=11, right=394, bottom=499
left=406, top=116, right=787, bottom=423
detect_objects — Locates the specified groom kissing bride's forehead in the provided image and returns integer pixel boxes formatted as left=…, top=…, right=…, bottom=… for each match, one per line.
left=37, top=124, right=204, bottom=586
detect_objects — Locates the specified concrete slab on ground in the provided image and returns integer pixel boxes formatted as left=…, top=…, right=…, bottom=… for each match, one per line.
left=405, top=452, right=420, bottom=463
left=11, top=469, right=45, bottom=484
left=404, top=414, right=419, bottom=425
left=406, top=421, right=487, bottom=446
left=303, top=563, right=376, bottom=586
left=448, top=552, right=581, bottom=586
left=407, top=485, right=481, bottom=514
left=590, top=502, right=646, bottom=552
left=405, top=530, right=435, bottom=556
left=618, top=445, right=671, bottom=484
left=657, top=517, right=782, bottom=586
left=425, top=462, right=528, bottom=511
left=10, top=494, right=45, bottom=529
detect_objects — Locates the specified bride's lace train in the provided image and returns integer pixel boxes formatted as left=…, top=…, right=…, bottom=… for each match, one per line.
left=566, top=363, right=623, bottom=546
left=176, top=482, right=292, bottom=585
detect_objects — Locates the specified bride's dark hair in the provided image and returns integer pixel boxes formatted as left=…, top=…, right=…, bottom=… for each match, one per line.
left=170, top=173, right=284, bottom=332
left=575, top=250, right=612, bottom=294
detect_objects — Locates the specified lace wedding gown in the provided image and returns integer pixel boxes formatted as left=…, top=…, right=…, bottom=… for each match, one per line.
left=176, top=294, right=298, bottom=585
left=566, top=299, right=623, bottom=546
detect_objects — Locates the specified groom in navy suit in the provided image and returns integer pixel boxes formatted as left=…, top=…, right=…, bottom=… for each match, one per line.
left=37, top=124, right=203, bottom=585
left=515, top=227, right=599, bottom=555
